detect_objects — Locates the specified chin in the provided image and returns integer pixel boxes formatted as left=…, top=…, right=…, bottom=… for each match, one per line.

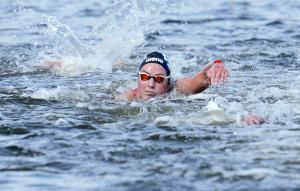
left=143, top=93, right=157, bottom=100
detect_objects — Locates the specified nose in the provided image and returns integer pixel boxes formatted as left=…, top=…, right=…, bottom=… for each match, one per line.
left=147, top=78, right=155, bottom=88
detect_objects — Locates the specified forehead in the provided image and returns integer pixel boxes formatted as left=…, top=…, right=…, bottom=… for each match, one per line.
left=140, top=63, right=166, bottom=75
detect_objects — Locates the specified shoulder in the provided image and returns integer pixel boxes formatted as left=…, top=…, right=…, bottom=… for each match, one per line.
left=116, top=88, right=140, bottom=101
left=167, top=78, right=176, bottom=92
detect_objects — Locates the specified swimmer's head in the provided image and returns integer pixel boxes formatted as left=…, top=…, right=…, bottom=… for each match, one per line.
left=139, top=52, right=170, bottom=77
left=137, top=52, right=171, bottom=99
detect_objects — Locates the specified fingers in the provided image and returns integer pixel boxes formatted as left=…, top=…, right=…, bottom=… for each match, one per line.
left=219, top=69, right=228, bottom=84
left=215, top=69, right=222, bottom=85
left=219, top=70, right=226, bottom=85
left=206, top=67, right=215, bottom=85
left=243, top=114, right=265, bottom=125
left=207, top=61, right=228, bottom=85
left=253, top=118, right=262, bottom=125
left=257, top=116, right=265, bottom=124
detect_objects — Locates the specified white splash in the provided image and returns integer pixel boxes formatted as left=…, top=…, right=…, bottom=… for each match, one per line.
left=37, top=0, right=178, bottom=75
left=22, top=86, right=90, bottom=101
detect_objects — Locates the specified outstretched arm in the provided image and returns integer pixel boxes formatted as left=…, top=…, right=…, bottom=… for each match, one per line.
left=175, top=60, right=229, bottom=94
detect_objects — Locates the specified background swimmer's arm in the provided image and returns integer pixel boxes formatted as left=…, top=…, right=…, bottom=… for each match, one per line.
left=175, top=60, right=228, bottom=94
left=40, top=60, right=63, bottom=70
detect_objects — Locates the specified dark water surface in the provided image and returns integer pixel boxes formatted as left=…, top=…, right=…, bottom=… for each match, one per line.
left=0, top=0, right=300, bottom=190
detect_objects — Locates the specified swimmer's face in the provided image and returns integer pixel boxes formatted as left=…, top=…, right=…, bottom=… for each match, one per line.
left=138, top=63, right=169, bottom=100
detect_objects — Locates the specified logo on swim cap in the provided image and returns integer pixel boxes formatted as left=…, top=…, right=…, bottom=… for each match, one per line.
left=145, top=57, right=164, bottom=64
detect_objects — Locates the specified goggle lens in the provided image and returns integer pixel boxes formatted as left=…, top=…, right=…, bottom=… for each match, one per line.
left=140, top=73, right=150, bottom=81
left=153, top=76, right=165, bottom=83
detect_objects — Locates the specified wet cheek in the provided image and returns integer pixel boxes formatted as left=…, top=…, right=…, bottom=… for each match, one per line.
left=138, top=81, right=147, bottom=89
left=156, top=84, right=168, bottom=93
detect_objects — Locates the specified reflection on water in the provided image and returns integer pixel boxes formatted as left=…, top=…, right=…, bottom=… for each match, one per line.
left=0, top=0, right=300, bottom=190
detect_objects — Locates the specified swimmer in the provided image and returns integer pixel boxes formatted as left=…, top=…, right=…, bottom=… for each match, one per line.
left=42, top=51, right=264, bottom=125
left=117, top=51, right=264, bottom=125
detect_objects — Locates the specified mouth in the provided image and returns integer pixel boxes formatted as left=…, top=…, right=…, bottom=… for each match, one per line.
left=145, top=91, right=156, bottom=97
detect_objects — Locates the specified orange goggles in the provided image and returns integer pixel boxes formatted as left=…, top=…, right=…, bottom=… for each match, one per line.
left=139, top=72, right=170, bottom=84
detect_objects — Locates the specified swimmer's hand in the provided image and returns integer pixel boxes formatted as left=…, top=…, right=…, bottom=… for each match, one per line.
left=205, top=60, right=229, bottom=85
left=243, top=114, right=265, bottom=125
